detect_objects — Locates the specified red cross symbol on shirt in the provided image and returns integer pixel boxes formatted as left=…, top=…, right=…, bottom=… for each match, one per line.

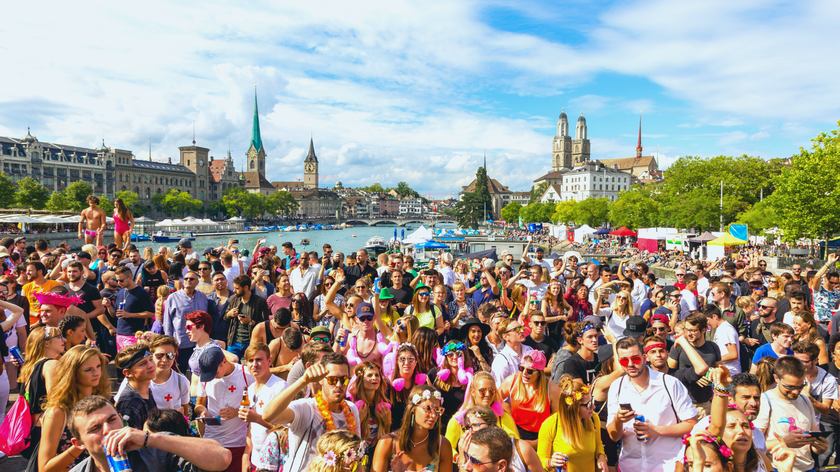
left=228, top=385, right=237, bottom=393
left=164, top=394, right=173, bottom=402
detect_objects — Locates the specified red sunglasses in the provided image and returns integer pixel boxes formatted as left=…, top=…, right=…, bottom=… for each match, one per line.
left=618, top=355, right=644, bottom=367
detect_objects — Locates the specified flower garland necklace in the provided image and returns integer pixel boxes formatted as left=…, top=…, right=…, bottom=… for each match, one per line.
left=316, top=390, right=359, bottom=436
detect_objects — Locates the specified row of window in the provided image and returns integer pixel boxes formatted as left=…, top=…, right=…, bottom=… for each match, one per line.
left=564, top=184, right=628, bottom=192
left=566, top=175, right=628, bottom=183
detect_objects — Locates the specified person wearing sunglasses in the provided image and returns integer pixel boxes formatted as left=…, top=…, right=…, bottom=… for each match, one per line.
left=262, top=353, right=361, bottom=472
left=754, top=356, right=829, bottom=470
left=161, top=270, right=209, bottom=373
left=538, top=374, right=607, bottom=472
left=490, top=319, right=534, bottom=386
left=457, top=406, right=542, bottom=472
left=461, top=425, right=513, bottom=472
left=607, top=337, right=698, bottom=472
left=445, top=371, right=519, bottom=456
left=405, top=283, right=444, bottom=332
left=524, top=311, right=559, bottom=362
left=500, top=351, right=558, bottom=448
left=372, top=385, right=453, bottom=472
left=428, top=341, right=475, bottom=428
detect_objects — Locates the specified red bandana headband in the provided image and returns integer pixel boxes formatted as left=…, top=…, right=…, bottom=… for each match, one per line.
left=644, top=342, right=667, bottom=354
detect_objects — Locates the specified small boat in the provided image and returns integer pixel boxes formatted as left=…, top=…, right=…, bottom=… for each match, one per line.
left=300, top=238, right=310, bottom=246
left=351, top=234, right=357, bottom=238
left=151, top=231, right=196, bottom=243
left=364, top=236, right=388, bottom=255
left=131, top=234, right=151, bottom=242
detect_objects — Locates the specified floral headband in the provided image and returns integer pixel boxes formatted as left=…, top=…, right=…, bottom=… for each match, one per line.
left=564, top=385, right=591, bottom=406
left=442, top=342, right=466, bottom=356
left=682, top=433, right=733, bottom=463
left=412, top=389, right=443, bottom=405
left=321, top=443, right=365, bottom=467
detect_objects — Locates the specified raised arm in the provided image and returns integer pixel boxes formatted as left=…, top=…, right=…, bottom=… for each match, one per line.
left=484, top=267, right=499, bottom=296
left=263, top=364, right=328, bottom=424
left=811, top=253, right=839, bottom=291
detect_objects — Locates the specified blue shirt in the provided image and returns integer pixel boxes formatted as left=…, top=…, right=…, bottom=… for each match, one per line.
left=471, top=285, right=498, bottom=307
left=163, top=289, right=208, bottom=348
left=116, top=286, right=154, bottom=336
left=751, top=342, right=793, bottom=365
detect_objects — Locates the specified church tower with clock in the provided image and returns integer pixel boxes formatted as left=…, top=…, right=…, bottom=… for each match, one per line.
left=247, top=87, right=266, bottom=176
left=304, top=136, right=318, bottom=189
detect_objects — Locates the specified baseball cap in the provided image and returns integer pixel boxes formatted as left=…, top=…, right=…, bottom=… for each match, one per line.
left=580, top=315, right=604, bottom=329
left=178, top=238, right=192, bottom=249
left=0, top=249, right=9, bottom=258
left=75, top=251, right=91, bottom=260
left=310, top=326, right=331, bottom=339
left=203, top=247, right=220, bottom=257
left=664, top=285, right=680, bottom=295
left=535, top=247, right=544, bottom=253
left=198, top=347, right=225, bottom=382
left=14, top=237, right=25, bottom=243
left=356, top=302, right=374, bottom=317
left=521, top=350, right=547, bottom=371
left=623, top=316, right=647, bottom=338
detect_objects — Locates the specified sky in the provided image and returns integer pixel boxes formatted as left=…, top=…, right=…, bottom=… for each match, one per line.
left=2, top=0, right=839, bottom=197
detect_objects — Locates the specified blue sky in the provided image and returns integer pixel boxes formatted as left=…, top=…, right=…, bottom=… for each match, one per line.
left=1, top=0, right=838, bottom=195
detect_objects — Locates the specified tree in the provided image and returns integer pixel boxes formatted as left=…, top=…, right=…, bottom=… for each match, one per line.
left=520, top=202, right=556, bottom=223
left=608, top=186, right=660, bottom=229
left=360, top=183, right=385, bottom=193
left=264, top=191, right=299, bottom=217
left=150, top=193, right=166, bottom=214
left=222, top=187, right=264, bottom=219
left=572, top=198, right=610, bottom=227
left=205, top=200, right=228, bottom=219
left=500, top=201, right=522, bottom=223
left=552, top=200, right=578, bottom=225
left=15, top=177, right=50, bottom=210
left=64, top=181, right=94, bottom=212
left=0, top=173, right=16, bottom=208
left=46, top=191, right=70, bottom=213
left=393, top=181, right=415, bottom=198
left=116, top=191, right=145, bottom=217
left=452, top=192, right=485, bottom=229
left=98, top=195, right=113, bottom=215
left=163, top=190, right=202, bottom=217
left=735, top=200, right=777, bottom=237
left=767, top=122, right=840, bottom=245
left=529, top=182, right=549, bottom=204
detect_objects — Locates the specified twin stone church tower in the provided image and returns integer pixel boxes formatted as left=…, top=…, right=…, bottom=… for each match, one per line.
left=551, top=110, right=591, bottom=172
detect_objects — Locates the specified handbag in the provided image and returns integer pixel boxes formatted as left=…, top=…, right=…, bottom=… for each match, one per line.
left=0, top=394, right=32, bottom=456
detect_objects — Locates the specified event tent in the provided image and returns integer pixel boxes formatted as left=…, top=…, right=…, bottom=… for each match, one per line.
left=707, top=234, right=748, bottom=247
left=610, top=227, right=638, bottom=236
left=402, top=226, right=434, bottom=245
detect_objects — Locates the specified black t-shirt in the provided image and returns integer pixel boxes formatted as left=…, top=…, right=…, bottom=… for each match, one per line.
left=210, top=260, right=224, bottom=273
left=69, top=282, right=103, bottom=315
left=426, top=367, right=466, bottom=428
left=101, top=287, right=119, bottom=327
left=390, top=287, right=413, bottom=314
left=562, top=353, right=599, bottom=385
left=524, top=335, right=558, bottom=360
left=344, top=263, right=376, bottom=290
left=668, top=340, right=721, bottom=403
left=115, top=286, right=154, bottom=336
left=750, top=318, right=780, bottom=345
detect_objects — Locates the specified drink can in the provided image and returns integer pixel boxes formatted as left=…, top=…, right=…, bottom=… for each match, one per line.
left=373, top=277, right=381, bottom=294
left=338, top=329, right=349, bottom=347
left=635, top=415, right=647, bottom=441
left=555, top=453, right=568, bottom=472
left=118, top=300, right=126, bottom=311
left=104, top=441, right=133, bottom=472
left=9, top=346, right=24, bottom=364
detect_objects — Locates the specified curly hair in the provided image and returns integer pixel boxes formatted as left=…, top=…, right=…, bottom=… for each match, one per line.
left=309, top=430, right=363, bottom=472
left=44, top=345, right=111, bottom=413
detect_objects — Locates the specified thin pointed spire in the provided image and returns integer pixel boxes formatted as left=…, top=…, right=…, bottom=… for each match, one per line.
left=636, top=114, right=643, bottom=158
left=192, top=122, right=196, bottom=145
left=305, top=134, right=318, bottom=163
left=250, top=87, right=263, bottom=152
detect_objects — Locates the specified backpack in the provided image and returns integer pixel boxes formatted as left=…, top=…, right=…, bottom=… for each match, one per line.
left=0, top=394, right=32, bottom=456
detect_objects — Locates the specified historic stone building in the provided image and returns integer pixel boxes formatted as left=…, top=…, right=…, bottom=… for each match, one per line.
left=458, top=155, right=513, bottom=221
left=552, top=111, right=591, bottom=171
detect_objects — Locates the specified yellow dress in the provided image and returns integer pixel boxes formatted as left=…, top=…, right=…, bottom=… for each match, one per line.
left=444, top=410, right=520, bottom=454
left=537, top=413, right=605, bottom=472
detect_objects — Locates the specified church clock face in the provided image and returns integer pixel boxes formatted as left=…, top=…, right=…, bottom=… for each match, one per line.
left=199, top=159, right=204, bottom=167
left=306, top=163, right=315, bottom=172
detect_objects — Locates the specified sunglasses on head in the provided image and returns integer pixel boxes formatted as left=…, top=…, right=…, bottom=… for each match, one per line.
left=312, top=336, right=330, bottom=343
left=154, top=352, right=176, bottom=360
left=618, top=355, right=644, bottom=367
left=325, top=375, right=350, bottom=387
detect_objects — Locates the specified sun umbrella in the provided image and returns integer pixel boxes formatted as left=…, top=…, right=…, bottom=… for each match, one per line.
left=414, top=240, right=449, bottom=250
left=37, top=216, right=73, bottom=224
left=707, top=234, right=748, bottom=247
left=0, top=215, right=48, bottom=223
left=689, top=231, right=718, bottom=243
left=593, top=227, right=611, bottom=235
left=609, top=227, right=638, bottom=236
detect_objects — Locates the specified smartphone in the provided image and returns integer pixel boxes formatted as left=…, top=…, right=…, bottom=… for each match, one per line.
left=233, top=239, right=240, bottom=244
left=198, top=417, right=222, bottom=425
left=806, top=430, right=832, bottom=438
left=523, top=271, right=532, bottom=277
left=619, top=403, right=633, bottom=411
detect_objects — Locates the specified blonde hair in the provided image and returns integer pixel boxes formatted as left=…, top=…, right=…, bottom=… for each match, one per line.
left=452, top=281, right=466, bottom=292
left=556, top=374, right=595, bottom=449
left=511, top=284, right=527, bottom=309
left=612, top=290, right=634, bottom=318
left=157, top=285, right=171, bottom=299
left=44, top=345, right=111, bottom=412
left=512, top=353, right=549, bottom=412
left=142, top=246, right=154, bottom=261
left=81, top=244, right=98, bottom=257
left=309, top=430, right=363, bottom=472
left=457, top=372, right=501, bottom=416
left=18, top=326, right=50, bottom=384
left=735, top=296, right=754, bottom=310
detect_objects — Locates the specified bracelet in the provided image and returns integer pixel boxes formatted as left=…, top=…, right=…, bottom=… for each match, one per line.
left=143, top=431, right=149, bottom=449
left=714, top=390, right=731, bottom=397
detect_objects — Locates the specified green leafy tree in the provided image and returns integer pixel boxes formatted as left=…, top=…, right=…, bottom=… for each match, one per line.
left=15, top=177, right=50, bottom=210
left=552, top=200, right=578, bottom=225
left=116, top=191, right=145, bottom=217
left=64, top=181, right=94, bottom=212
left=608, top=186, right=660, bottom=229
left=0, top=173, right=16, bottom=208
left=98, top=195, right=112, bottom=215
left=452, top=166, right=493, bottom=229
left=360, top=183, right=385, bottom=193
left=222, top=187, right=265, bottom=219
left=572, top=198, right=610, bottom=227
left=500, top=201, right=522, bottom=223
left=150, top=193, right=166, bottom=215
left=529, top=182, right=549, bottom=204
left=393, top=182, right=415, bottom=198
left=205, top=200, right=228, bottom=219
left=520, top=202, right=557, bottom=223
left=164, top=191, right=202, bottom=217
left=46, top=191, right=70, bottom=212
left=767, top=122, right=840, bottom=246
left=264, top=191, right=299, bottom=217
left=735, top=200, right=777, bottom=237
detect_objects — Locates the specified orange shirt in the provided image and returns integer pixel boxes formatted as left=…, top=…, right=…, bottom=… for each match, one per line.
left=22, top=279, right=62, bottom=325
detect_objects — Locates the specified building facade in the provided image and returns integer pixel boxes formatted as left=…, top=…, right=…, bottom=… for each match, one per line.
left=561, top=161, right=631, bottom=202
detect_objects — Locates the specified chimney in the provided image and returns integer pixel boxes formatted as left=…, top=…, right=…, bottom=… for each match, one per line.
left=168, top=157, right=172, bottom=164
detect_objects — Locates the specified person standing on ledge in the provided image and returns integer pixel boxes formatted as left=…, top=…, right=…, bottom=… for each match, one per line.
left=78, top=195, right=107, bottom=246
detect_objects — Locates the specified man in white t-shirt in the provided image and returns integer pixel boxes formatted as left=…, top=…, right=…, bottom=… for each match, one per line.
left=261, top=352, right=360, bottom=472
left=178, top=239, right=200, bottom=262
left=694, top=263, right=710, bottom=300
left=439, top=252, right=456, bottom=288
left=239, top=343, right=288, bottom=470
left=792, top=341, right=838, bottom=424
left=704, top=304, right=741, bottom=374
left=680, top=274, right=699, bottom=320
left=521, top=245, right=552, bottom=274
left=195, top=348, right=254, bottom=472
left=221, top=251, right=242, bottom=292
left=510, top=265, right=548, bottom=301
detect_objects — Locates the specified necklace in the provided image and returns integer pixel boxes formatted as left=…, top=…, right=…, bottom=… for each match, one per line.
left=409, top=431, right=429, bottom=447
left=316, top=390, right=359, bottom=435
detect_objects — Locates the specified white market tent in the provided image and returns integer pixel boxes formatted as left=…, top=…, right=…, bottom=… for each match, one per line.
left=402, top=226, right=434, bottom=245
left=574, top=225, right=596, bottom=237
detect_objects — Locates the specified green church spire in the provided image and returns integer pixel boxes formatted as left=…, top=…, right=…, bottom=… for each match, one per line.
left=250, top=87, right=263, bottom=153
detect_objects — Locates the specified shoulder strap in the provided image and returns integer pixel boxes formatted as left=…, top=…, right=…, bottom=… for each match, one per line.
left=242, top=365, right=248, bottom=387
left=763, top=392, right=773, bottom=423
left=513, top=438, right=525, bottom=465
left=661, top=374, right=681, bottom=422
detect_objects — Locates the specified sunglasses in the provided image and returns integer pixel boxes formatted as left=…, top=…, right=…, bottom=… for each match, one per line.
left=463, top=452, right=495, bottom=467
left=398, top=357, right=416, bottom=364
left=346, top=303, right=355, bottom=309
left=98, top=251, right=107, bottom=255
left=185, top=324, right=198, bottom=331
left=154, top=352, right=176, bottom=360
left=477, top=387, right=496, bottom=397
left=780, top=381, right=807, bottom=391
left=652, top=326, right=668, bottom=332
left=759, top=305, right=775, bottom=310
left=183, top=277, right=197, bottom=281
left=325, top=375, right=350, bottom=387
left=618, top=355, right=644, bottom=367
left=518, top=365, right=537, bottom=375
left=359, top=315, right=374, bottom=322
left=199, top=267, right=211, bottom=271
left=418, top=404, right=445, bottom=416
left=445, top=351, right=463, bottom=358
left=312, top=336, right=331, bottom=343
left=418, top=292, right=430, bottom=298
left=532, top=320, right=546, bottom=326
left=505, top=326, right=524, bottom=335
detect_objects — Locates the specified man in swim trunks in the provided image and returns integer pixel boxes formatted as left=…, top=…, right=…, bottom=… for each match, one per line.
left=79, top=195, right=107, bottom=246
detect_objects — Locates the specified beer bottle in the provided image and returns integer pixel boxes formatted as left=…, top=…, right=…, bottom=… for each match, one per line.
left=241, top=390, right=250, bottom=407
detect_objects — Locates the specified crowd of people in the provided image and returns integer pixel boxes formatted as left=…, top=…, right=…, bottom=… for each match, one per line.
left=2, top=202, right=840, bottom=472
